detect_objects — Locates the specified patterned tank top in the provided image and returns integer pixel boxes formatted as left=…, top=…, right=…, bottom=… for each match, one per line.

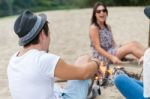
left=91, top=27, right=116, bottom=63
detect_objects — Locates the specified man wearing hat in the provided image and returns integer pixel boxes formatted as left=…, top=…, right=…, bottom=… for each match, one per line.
left=7, top=10, right=100, bottom=99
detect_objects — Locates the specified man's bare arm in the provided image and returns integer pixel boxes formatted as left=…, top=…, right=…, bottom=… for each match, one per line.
left=54, top=56, right=99, bottom=80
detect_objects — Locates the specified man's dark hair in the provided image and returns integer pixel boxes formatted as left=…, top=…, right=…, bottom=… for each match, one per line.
left=24, top=21, right=49, bottom=47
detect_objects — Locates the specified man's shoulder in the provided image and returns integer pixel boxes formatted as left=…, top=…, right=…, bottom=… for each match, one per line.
left=39, top=52, right=60, bottom=62
left=10, top=49, right=60, bottom=63
left=32, top=50, right=60, bottom=63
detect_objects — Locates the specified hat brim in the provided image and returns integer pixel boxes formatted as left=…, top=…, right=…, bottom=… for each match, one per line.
left=19, top=14, right=47, bottom=46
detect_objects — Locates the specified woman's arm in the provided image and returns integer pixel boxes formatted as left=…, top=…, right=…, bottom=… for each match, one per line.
left=143, top=48, right=150, bottom=97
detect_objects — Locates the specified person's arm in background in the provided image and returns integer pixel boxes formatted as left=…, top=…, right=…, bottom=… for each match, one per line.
left=54, top=55, right=100, bottom=80
left=143, top=48, right=150, bottom=98
left=89, top=24, right=121, bottom=64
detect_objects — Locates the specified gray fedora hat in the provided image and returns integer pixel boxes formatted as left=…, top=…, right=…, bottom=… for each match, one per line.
left=14, top=10, right=47, bottom=46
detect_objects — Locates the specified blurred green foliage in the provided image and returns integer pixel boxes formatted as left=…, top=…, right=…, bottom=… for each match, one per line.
left=0, top=0, right=150, bottom=17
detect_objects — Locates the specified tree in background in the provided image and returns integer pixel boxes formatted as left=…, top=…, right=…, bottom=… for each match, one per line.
left=0, top=0, right=150, bottom=17
left=0, top=0, right=12, bottom=17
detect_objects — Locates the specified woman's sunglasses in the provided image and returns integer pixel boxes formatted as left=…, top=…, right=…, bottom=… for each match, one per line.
left=96, top=9, right=107, bottom=13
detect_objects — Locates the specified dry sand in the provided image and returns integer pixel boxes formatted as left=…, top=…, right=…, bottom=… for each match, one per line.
left=0, top=7, right=148, bottom=99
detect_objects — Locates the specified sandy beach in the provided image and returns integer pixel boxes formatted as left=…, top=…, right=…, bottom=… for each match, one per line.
left=0, top=7, right=148, bottom=99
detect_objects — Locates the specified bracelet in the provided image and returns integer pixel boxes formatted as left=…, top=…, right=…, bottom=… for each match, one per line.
left=91, top=59, right=100, bottom=70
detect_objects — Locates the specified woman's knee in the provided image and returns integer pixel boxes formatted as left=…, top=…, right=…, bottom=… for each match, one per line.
left=121, top=41, right=138, bottom=51
left=130, top=41, right=140, bottom=47
left=126, top=41, right=140, bottom=51
left=131, top=41, right=139, bottom=44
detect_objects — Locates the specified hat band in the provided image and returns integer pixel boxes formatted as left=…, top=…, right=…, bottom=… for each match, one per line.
left=20, top=16, right=42, bottom=42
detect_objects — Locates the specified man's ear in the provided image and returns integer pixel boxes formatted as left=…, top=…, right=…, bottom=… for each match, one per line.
left=39, top=30, right=46, bottom=39
left=39, top=30, right=44, bottom=41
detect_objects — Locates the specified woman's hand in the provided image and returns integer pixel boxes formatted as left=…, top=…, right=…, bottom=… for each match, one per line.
left=111, top=56, right=122, bottom=64
left=138, top=56, right=144, bottom=65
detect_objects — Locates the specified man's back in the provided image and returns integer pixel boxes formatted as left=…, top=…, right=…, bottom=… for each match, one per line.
left=7, top=49, right=60, bottom=99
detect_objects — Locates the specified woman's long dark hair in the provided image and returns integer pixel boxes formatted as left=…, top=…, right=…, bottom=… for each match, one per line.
left=91, top=2, right=108, bottom=29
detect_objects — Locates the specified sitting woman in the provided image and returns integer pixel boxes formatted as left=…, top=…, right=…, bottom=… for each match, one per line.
left=114, top=48, right=150, bottom=99
left=89, top=2, right=145, bottom=64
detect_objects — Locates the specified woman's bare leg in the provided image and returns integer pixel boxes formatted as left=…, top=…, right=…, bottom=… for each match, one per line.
left=116, top=41, right=145, bottom=59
